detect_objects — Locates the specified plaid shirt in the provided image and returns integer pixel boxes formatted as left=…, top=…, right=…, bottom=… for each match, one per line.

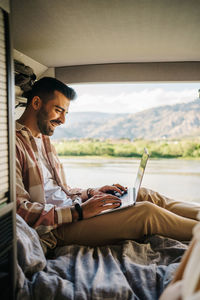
left=16, top=121, right=88, bottom=236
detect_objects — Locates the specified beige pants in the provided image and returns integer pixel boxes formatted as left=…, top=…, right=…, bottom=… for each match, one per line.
left=53, top=188, right=200, bottom=247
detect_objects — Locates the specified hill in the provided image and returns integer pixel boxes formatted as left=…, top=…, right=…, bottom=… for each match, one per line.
left=52, top=99, right=200, bottom=140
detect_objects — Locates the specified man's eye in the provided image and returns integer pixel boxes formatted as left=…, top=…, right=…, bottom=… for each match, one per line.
left=56, top=109, right=62, bottom=113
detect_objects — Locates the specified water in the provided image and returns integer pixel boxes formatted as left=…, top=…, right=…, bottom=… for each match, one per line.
left=61, top=157, right=200, bottom=203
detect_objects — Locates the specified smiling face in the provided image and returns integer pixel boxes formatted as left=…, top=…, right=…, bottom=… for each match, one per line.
left=36, top=90, right=70, bottom=136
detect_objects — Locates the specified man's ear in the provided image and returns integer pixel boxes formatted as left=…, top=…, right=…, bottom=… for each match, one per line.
left=32, top=96, right=42, bottom=110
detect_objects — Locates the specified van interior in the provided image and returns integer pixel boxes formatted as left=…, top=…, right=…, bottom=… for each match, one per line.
left=0, top=0, right=200, bottom=299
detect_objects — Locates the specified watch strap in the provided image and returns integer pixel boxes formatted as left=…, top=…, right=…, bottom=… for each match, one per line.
left=74, top=203, right=83, bottom=221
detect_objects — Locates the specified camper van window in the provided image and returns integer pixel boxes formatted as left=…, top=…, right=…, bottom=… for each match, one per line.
left=50, top=82, right=200, bottom=205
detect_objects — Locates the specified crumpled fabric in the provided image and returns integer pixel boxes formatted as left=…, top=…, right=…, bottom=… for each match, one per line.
left=16, top=214, right=188, bottom=300
left=14, top=60, right=36, bottom=92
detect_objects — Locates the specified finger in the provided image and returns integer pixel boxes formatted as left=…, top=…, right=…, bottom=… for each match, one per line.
left=113, top=183, right=126, bottom=190
left=103, top=185, right=124, bottom=195
left=98, top=197, right=121, bottom=207
left=99, top=185, right=123, bottom=195
left=92, top=194, right=121, bottom=207
left=101, top=194, right=122, bottom=201
left=113, top=183, right=128, bottom=193
left=100, top=202, right=121, bottom=211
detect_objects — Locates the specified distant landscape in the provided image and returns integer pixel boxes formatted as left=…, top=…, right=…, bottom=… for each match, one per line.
left=52, top=99, right=200, bottom=140
left=52, top=99, right=200, bottom=158
left=53, top=139, right=200, bottom=159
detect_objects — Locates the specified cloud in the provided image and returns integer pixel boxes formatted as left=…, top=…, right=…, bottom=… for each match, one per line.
left=69, top=85, right=198, bottom=114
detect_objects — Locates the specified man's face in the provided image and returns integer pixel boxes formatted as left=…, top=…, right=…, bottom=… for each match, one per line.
left=36, top=90, right=70, bottom=136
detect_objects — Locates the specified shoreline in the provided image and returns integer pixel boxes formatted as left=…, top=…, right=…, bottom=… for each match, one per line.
left=59, top=155, right=200, bottom=161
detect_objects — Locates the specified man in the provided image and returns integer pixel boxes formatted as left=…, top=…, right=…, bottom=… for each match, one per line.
left=16, top=77, right=200, bottom=251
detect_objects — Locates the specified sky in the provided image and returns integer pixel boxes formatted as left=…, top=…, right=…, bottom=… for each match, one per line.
left=69, top=82, right=200, bottom=114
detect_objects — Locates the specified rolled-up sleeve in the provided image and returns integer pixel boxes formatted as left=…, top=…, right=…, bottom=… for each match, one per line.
left=16, top=140, right=72, bottom=236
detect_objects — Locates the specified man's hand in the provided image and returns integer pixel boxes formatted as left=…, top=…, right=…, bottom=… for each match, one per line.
left=89, top=183, right=127, bottom=198
left=81, top=193, right=122, bottom=219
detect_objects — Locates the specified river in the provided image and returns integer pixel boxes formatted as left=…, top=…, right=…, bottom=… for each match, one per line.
left=61, top=157, right=200, bottom=204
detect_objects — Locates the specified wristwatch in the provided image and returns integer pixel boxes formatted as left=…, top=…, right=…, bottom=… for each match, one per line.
left=74, top=198, right=83, bottom=221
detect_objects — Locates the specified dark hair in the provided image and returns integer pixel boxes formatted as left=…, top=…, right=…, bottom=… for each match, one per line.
left=23, top=77, right=76, bottom=106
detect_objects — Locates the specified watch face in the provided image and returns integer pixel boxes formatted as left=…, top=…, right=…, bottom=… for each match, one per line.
left=74, top=197, right=82, bottom=205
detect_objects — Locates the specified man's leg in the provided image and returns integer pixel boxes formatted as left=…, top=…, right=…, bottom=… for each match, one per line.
left=53, top=201, right=198, bottom=247
left=137, top=187, right=200, bottom=220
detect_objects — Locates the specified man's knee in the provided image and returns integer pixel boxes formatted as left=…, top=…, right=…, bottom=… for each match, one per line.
left=132, top=201, right=159, bottom=236
left=137, top=187, right=151, bottom=202
left=138, top=201, right=159, bottom=218
left=137, top=187, right=160, bottom=204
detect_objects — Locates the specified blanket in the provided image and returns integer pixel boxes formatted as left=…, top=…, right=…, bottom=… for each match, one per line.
left=16, top=214, right=188, bottom=300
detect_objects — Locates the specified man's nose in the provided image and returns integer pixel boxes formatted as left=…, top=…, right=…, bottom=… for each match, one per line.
left=59, top=112, right=66, bottom=124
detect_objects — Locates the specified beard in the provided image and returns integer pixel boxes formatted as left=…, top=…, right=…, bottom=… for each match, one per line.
left=36, top=106, right=55, bottom=136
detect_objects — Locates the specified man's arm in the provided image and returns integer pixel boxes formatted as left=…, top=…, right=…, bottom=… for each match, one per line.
left=16, top=152, right=72, bottom=235
left=16, top=143, right=124, bottom=230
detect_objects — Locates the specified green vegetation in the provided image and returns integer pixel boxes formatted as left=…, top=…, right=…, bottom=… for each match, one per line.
left=52, top=139, right=200, bottom=159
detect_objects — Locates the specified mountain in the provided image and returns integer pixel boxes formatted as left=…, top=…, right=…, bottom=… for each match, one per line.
left=52, top=99, right=200, bottom=140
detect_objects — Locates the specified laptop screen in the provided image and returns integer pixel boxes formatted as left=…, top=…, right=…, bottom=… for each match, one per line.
left=134, top=148, right=149, bottom=198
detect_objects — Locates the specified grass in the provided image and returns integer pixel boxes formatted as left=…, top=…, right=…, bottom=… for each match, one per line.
left=52, top=138, right=200, bottom=159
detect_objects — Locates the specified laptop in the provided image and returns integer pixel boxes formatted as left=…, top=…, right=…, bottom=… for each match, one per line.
left=100, top=148, right=149, bottom=215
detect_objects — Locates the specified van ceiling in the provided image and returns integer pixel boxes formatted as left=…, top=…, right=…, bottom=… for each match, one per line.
left=12, top=0, right=200, bottom=68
